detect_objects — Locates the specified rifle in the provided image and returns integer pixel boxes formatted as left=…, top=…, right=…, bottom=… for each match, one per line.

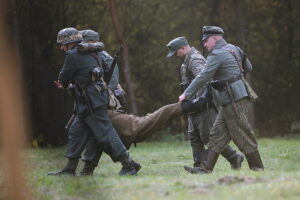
left=242, top=29, right=248, bottom=75
left=65, top=114, right=75, bottom=129
left=103, top=44, right=123, bottom=84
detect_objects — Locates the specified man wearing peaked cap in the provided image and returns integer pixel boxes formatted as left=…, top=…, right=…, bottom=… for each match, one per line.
left=166, top=37, right=188, bottom=57
left=201, top=26, right=224, bottom=41
left=179, top=26, right=264, bottom=174
left=166, top=36, right=244, bottom=173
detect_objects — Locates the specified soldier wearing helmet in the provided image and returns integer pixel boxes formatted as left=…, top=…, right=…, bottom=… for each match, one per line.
left=49, top=27, right=141, bottom=176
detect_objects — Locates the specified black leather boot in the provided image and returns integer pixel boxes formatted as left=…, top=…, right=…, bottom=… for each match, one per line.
left=119, top=156, right=142, bottom=176
left=192, top=145, right=206, bottom=167
left=221, top=146, right=244, bottom=170
left=48, top=158, right=79, bottom=176
left=79, top=160, right=96, bottom=176
left=184, top=150, right=219, bottom=174
left=181, top=98, right=207, bottom=114
left=184, top=145, right=206, bottom=173
left=245, top=150, right=264, bottom=171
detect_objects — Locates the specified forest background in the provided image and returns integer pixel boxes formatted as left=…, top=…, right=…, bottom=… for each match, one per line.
left=6, top=0, right=300, bottom=146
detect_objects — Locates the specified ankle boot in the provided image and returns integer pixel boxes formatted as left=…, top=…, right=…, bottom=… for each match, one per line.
left=79, top=161, right=96, bottom=176
left=221, top=146, right=244, bottom=170
left=245, top=150, right=264, bottom=171
left=48, top=158, right=79, bottom=176
left=184, top=150, right=219, bottom=174
left=119, top=156, right=142, bottom=176
left=181, top=98, right=207, bottom=114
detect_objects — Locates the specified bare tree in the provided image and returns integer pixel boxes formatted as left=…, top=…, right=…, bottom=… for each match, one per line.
left=107, top=0, right=138, bottom=114
left=233, top=0, right=255, bottom=127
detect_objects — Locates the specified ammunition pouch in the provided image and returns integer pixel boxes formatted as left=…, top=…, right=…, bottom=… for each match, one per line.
left=90, top=67, right=104, bottom=82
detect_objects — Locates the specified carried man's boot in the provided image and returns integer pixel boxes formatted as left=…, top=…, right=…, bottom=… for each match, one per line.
left=181, top=98, right=207, bottom=115
left=245, top=150, right=264, bottom=171
left=48, top=158, right=79, bottom=176
left=79, top=160, right=96, bottom=176
left=118, top=156, right=142, bottom=176
left=184, top=150, right=219, bottom=174
left=221, top=146, right=244, bottom=170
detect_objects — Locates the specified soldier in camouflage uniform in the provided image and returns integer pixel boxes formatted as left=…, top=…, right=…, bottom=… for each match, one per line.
left=166, top=37, right=244, bottom=173
left=179, top=26, right=264, bottom=173
left=48, top=27, right=141, bottom=176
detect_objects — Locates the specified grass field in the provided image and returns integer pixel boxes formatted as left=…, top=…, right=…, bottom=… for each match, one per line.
left=1, top=137, right=300, bottom=200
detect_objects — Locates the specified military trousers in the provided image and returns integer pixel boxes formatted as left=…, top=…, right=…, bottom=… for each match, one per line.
left=189, top=108, right=217, bottom=146
left=66, top=107, right=128, bottom=162
left=208, top=98, right=258, bottom=154
left=82, top=102, right=182, bottom=165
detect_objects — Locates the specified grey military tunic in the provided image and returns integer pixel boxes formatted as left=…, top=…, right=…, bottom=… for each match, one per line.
left=181, top=47, right=216, bottom=145
left=184, top=39, right=258, bottom=154
left=59, top=46, right=128, bottom=162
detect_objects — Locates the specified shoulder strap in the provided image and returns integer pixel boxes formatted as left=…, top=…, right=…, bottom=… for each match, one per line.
left=226, top=47, right=244, bottom=75
left=90, top=52, right=103, bottom=68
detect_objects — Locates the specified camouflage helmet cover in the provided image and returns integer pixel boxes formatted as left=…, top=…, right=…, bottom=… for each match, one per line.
left=57, top=27, right=82, bottom=44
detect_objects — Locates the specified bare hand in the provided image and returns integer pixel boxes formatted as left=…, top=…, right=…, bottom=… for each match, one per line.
left=54, top=80, right=64, bottom=89
left=179, top=94, right=186, bottom=102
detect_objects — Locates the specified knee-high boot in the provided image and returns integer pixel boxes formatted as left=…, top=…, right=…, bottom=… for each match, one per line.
left=221, top=146, right=244, bottom=170
left=48, top=158, right=79, bottom=176
left=184, top=150, right=219, bottom=174
left=245, top=150, right=264, bottom=171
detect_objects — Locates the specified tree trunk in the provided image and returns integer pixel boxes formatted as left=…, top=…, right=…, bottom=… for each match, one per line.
left=233, top=0, right=255, bottom=128
left=107, top=0, right=138, bottom=114
left=0, top=1, right=29, bottom=199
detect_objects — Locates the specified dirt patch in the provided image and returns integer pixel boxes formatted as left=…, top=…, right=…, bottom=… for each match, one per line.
left=218, top=175, right=261, bottom=185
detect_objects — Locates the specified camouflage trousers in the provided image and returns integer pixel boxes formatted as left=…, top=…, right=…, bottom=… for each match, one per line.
left=82, top=102, right=182, bottom=165
left=208, top=98, right=258, bottom=154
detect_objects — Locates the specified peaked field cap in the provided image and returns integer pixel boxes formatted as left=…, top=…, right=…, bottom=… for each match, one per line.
left=202, top=26, right=224, bottom=41
left=79, top=29, right=100, bottom=42
left=166, top=36, right=188, bottom=57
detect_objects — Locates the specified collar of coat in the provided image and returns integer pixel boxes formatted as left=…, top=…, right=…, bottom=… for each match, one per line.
left=213, top=38, right=227, bottom=51
left=184, top=47, right=198, bottom=62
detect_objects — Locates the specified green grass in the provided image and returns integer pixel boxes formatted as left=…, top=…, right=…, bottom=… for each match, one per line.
left=1, top=138, right=300, bottom=200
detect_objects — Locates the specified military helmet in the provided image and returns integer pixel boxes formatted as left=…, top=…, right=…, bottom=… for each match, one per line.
left=79, top=29, right=100, bottom=42
left=57, top=27, right=82, bottom=45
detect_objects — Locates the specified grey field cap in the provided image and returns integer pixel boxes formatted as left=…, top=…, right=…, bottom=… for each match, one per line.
left=202, top=26, right=224, bottom=41
left=79, top=29, right=100, bottom=42
left=166, top=36, right=188, bottom=57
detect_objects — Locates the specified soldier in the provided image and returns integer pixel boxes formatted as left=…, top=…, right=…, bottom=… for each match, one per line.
left=179, top=26, right=264, bottom=173
left=78, top=29, right=120, bottom=91
left=166, top=37, right=244, bottom=173
left=48, top=27, right=141, bottom=176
